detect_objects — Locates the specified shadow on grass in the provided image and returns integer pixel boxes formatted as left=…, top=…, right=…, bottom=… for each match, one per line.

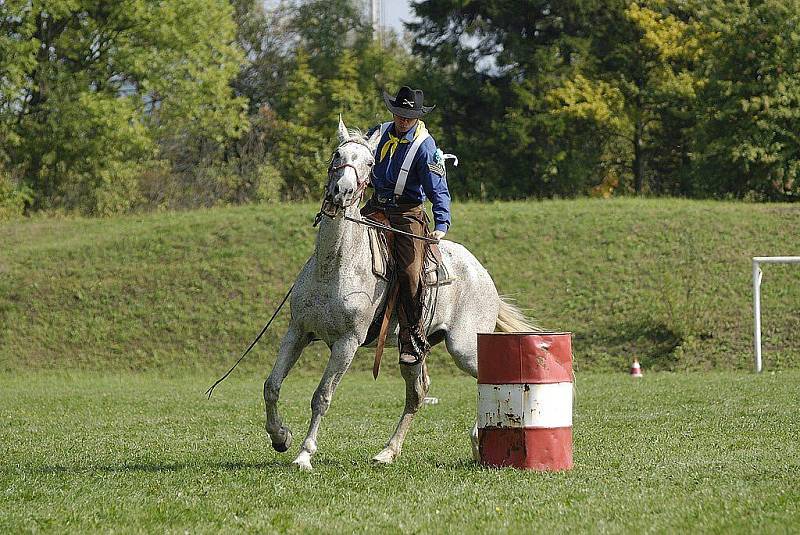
left=22, top=457, right=571, bottom=476
left=31, top=459, right=289, bottom=475
left=598, top=320, right=683, bottom=368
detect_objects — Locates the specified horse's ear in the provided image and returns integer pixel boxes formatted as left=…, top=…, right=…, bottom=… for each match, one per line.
left=337, top=114, right=349, bottom=143
left=367, top=126, right=382, bottom=151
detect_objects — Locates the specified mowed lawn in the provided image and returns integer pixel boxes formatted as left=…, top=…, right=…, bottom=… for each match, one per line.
left=1, top=369, right=798, bottom=533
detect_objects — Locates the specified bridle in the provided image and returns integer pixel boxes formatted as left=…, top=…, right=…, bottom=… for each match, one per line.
left=312, top=137, right=439, bottom=244
left=315, top=138, right=375, bottom=223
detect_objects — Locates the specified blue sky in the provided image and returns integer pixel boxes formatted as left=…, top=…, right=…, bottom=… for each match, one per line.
left=383, top=1, right=416, bottom=33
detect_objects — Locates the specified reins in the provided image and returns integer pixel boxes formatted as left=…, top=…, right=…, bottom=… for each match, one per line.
left=315, top=139, right=439, bottom=244
left=344, top=214, right=439, bottom=243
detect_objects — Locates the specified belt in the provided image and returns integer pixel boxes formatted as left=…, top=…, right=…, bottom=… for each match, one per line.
left=370, top=194, right=420, bottom=209
left=374, top=193, right=394, bottom=206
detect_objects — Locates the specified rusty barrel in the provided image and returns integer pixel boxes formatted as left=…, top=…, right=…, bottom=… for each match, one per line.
left=477, top=332, right=573, bottom=470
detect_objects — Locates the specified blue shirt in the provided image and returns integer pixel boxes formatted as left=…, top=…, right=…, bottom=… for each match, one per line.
left=369, top=122, right=451, bottom=233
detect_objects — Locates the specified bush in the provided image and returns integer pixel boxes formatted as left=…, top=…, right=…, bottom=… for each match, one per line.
left=0, top=168, right=32, bottom=221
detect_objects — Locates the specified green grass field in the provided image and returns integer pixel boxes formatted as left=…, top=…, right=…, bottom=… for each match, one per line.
left=2, top=199, right=799, bottom=373
left=2, top=200, right=799, bottom=532
left=2, top=369, right=798, bottom=533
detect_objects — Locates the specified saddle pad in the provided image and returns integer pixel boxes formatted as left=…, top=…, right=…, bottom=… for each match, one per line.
left=424, top=244, right=455, bottom=287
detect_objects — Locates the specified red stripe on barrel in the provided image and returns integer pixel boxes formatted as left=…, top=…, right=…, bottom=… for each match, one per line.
left=478, top=332, right=573, bottom=384
left=478, top=427, right=573, bottom=470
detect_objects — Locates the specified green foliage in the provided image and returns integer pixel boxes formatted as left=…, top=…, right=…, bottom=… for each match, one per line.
left=693, top=0, right=800, bottom=199
left=272, top=49, right=329, bottom=198
left=547, top=1, right=702, bottom=194
left=410, top=0, right=606, bottom=199
left=16, top=91, right=153, bottom=215
left=1, top=371, right=799, bottom=531
left=410, top=0, right=800, bottom=202
left=247, top=3, right=416, bottom=200
left=1, top=0, right=247, bottom=214
left=5, top=0, right=800, bottom=211
left=0, top=167, right=32, bottom=221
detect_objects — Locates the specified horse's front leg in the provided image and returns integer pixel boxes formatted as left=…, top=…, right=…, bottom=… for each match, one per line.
left=292, top=336, right=360, bottom=471
left=373, top=361, right=430, bottom=464
left=264, top=324, right=311, bottom=452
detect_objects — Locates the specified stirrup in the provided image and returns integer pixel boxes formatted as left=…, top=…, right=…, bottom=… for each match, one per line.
left=399, top=352, right=425, bottom=366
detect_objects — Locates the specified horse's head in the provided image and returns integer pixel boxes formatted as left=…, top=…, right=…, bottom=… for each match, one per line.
left=320, top=116, right=382, bottom=218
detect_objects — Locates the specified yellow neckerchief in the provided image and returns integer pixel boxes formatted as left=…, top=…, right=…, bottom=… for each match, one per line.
left=379, top=120, right=427, bottom=163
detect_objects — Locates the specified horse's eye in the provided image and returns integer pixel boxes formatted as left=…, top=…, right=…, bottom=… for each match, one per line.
left=334, top=151, right=341, bottom=160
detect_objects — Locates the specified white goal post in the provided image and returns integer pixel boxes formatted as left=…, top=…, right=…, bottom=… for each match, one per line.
left=752, top=256, right=800, bottom=373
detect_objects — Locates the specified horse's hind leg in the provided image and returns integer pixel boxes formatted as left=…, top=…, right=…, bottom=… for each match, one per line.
left=373, top=361, right=430, bottom=464
left=292, top=336, right=360, bottom=471
left=264, top=325, right=311, bottom=453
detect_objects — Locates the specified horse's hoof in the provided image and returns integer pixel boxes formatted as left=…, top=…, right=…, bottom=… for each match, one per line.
left=292, top=451, right=313, bottom=471
left=271, top=428, right=292, bottom=453
left=372, top=447, right=396, bottom=465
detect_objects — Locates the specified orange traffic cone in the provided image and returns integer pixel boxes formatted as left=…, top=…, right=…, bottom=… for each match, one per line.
left=630, top=358, right=643, bottom=378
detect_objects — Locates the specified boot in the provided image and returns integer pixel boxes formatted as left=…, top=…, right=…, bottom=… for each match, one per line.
left=399, top=327, right=430, bottom=366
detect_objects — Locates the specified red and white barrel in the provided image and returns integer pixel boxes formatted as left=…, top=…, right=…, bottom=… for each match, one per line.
left=477, top=332, right=573, bottom=471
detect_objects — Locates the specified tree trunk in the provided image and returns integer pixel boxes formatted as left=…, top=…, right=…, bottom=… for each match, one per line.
left=632, top=96, right=646, bottom=194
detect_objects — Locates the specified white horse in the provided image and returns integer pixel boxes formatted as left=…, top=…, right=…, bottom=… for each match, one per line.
left=264, top=117, right=536, bottom=470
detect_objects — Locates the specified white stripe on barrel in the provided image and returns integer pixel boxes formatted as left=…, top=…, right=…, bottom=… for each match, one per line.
left=477, top=383, right=573, bottom=429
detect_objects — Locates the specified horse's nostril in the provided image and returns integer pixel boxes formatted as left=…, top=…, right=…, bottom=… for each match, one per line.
left=333, top=184, right=340, bottom=195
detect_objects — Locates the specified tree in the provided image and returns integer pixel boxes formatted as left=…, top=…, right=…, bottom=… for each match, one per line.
left=252, top=0, right=416, bottom=200
left=692, top=0, right=800, bottom=199
left=545, top=1, right=702, bottom=195
left=1, top=0, right=247, bottom=214
left=230, top=0, right=294, bottom=115
left=409, top=0, right=604, bottom=199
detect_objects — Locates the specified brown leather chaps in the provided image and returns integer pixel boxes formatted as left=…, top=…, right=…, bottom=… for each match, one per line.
left=361, top=198, right=431, bottom=359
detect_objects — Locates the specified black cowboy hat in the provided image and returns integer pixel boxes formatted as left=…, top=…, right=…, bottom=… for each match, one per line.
left=382, top=86, right=435, bottom=119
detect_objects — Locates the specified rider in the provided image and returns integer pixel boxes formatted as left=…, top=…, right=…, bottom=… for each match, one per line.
left=362, top=85, right=452, bottom=366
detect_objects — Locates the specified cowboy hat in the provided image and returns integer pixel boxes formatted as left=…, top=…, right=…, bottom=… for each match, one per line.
left=382, top=86, right=435, bottom=119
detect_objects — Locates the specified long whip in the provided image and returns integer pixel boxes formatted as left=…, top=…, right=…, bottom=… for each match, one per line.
left=207, top=209, right=435, bottom=398
left=205, top=284, right=293, bottom=399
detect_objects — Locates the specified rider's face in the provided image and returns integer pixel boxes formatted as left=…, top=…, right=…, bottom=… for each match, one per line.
left=393, top=114, right=418, bottom=135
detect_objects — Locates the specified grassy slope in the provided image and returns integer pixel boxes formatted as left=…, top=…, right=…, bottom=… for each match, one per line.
left=1, top=199, right=799, bottom=373
left=1, top=370, right=798, bottom=533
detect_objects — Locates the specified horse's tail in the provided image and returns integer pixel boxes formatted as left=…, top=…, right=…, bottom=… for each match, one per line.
left=495, top=296, right=576, bottom=397
left=495, top=296, right=541, bottom=333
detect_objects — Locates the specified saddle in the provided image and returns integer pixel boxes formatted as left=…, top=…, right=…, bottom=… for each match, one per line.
left=367, top=219, right=454, bottom=286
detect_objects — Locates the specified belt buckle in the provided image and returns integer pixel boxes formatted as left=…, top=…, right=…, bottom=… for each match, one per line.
left=376, top=194, right=392, bottom=205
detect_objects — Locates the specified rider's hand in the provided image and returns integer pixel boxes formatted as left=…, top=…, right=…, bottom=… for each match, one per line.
left=431, top=230, right=446, bottom=242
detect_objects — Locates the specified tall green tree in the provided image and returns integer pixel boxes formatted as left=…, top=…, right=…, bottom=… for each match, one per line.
left=692, top=0, right=800, bottom=199
left=546, top=1, right=702, bottom=195
left=230, top=0, right=294, bottom=115
left=252, top=0, right=415, bottom=200
left=1, top=0, right=246, bottom=214
left=289, top=0, right=372, bottom=81
left=409, top=0, right=601, bottom=199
